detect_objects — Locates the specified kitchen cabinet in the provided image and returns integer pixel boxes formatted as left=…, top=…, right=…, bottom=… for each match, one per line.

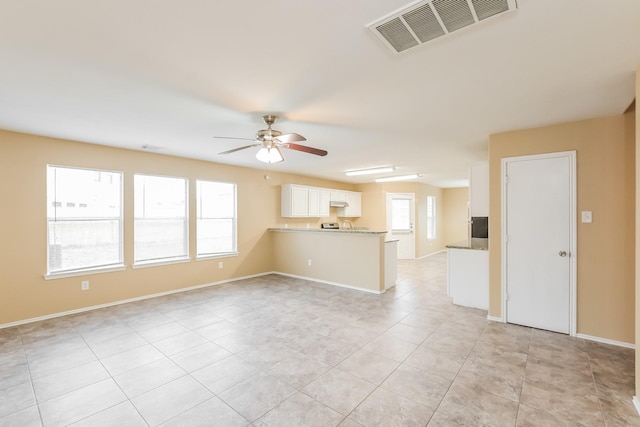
left=282, top=184, right=309, bottom=217
left=319, top=189, right=331, bottom=217
left=330, top=190, right=345, bottom=203
left=338, top=191, right=362, bottom=217
left=308, top=187, right=320, bottom=217
left=446, top=240, right=488, bottom=310
left=282, top=184, right=361, bottom=218
left=469, top=161, right=489, bottom=217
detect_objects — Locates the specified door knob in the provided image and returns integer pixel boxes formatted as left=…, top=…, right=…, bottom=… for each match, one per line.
left=558, top=251, right=567, bottom=257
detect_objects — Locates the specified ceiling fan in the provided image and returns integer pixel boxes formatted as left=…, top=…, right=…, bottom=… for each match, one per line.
left=214, top=115, right=328, bottom=163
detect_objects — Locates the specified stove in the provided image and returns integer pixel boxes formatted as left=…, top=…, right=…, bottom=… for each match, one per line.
left=321, top=222, right=340, bottom=229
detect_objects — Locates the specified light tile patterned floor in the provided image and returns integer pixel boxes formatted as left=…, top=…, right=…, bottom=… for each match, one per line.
left=0, top=253, right=637, bottom=426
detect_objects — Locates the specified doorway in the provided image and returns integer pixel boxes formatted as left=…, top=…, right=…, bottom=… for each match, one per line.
left=386, top=193, right=415, bottom=259
left=501, top=151, right=576, bottom=335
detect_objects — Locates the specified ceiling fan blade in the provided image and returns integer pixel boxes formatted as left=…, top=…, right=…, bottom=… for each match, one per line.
left=284, top=143, right=328, bottom=157
left=274, top=133, right=306, bottom=144
left=213, top=136, right=255, bottom=142
left=218, top=144, right=260, bottom=155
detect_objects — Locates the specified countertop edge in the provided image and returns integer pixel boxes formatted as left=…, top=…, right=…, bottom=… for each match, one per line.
left=269, top=228, right=387, bottom=235
left=446, top=238, right=489, bottom=251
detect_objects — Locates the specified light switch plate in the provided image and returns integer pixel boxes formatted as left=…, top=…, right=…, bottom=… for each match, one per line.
left=581, top=211, right=592, bottom=223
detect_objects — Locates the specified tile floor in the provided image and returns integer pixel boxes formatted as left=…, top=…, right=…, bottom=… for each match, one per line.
left=0, top=252, right=638, bottom=426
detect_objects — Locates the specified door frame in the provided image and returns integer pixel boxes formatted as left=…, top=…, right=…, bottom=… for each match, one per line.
left=501, top=151, right=577, bottom=336
left=386, top=192, right=416, bottom=259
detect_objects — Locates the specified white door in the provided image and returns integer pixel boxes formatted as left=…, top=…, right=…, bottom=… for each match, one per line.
left=386, top=193, right=415, bottom=259
left=503, top=152, right=575, bottom=334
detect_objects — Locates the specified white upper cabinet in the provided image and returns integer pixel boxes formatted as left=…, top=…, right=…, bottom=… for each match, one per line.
left=319, top=189, right=331, bottom=217
left=282, top=185, right=361, bottom=218
left=282, top=184, right=309, bottom=217
left=339, top=191, right=362, bottom=217
left=330, top=190, right=345, bottom=202
left=469, top=161, right=489, bottom=217
left=308, top=187, right=320, bottom=217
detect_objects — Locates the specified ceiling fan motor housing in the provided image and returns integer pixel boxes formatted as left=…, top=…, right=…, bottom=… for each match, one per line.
left=256, top=128, right=282, bottom=141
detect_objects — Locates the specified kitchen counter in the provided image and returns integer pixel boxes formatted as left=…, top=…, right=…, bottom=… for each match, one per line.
left=446, top=238, right=488, bottom=251
left=269, top=227, right=386, bottom=235
left=270, top=228, right=392, bottom=293
left=447, top=238, right=489, bottom=310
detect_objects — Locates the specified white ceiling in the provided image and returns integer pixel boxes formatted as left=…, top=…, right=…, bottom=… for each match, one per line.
left=0, top=0, right=638, bottom=187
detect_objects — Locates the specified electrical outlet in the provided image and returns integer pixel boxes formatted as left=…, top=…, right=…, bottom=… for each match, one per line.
left=81, top=281, right=89, bottom=291
left=218, top=261, right=223, bottom=269
left=307, top=259, right=312, bottom=266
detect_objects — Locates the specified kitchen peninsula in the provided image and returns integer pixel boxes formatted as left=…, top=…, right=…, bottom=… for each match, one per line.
left=446, top=238, right=489, bottom=310
left=270, top=228, right=396, bottom=293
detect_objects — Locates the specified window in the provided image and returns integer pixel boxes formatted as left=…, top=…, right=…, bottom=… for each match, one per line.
left=134, top=174, right=188, bottom=264
left=197, top=180, right=237, bottom=257
left=427, top=195, right=437, bottom=239
left=390, top=198, right=412, bottom=231
left=47, top=166, right=123, bottom=275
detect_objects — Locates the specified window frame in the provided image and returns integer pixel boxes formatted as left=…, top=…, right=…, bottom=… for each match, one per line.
left=195, top=179, right=238, bottom=259
left=133, top=173, right=190, bottom=266
left=45, top=165, right=125, bottom=279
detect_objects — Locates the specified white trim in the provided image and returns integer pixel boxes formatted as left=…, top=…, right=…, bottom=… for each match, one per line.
left=195, top=252, right=239, bottom=261
left=487, top=315, right=504, bottom=323
left=633, top=397, right=640, bottom=416
left=44, top=264, right=127, bottom=280
left=417, top=249, right=447, bottom=260
left=575, top=333, right=635, bottom=349
left=133, top=257, right=191, bottom=269
left=274, top=272, right=384, bottom=295
left=501, top=151, right=577, bottom=336
left=0, top=272, right=272, bottom=330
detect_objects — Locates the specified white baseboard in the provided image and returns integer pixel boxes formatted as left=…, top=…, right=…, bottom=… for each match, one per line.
left=274, top=272, right=384, bottom=295
left=487, top=315, right=504, bottom=323
left=575, top=333, right=635, bottom=349
left=633, top=396, right=640, bottom=416
left=0, top=272, right=274, bottom=330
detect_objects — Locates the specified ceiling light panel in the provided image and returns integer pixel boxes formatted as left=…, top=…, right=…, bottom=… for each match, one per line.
left=367, top=0, right=517, bottom=54
left=375, top=174, right=421, bottom=182
left=345, top=166, right=395, bottom=176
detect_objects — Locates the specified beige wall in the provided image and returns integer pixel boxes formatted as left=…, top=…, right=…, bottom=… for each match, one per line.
left=442, top=187, right=469, bottom=244
left=489, top=113, right=636, bottom=344
left=0, top=130, right=355, bottom=325
left=355, top=182, right=447, bottom=258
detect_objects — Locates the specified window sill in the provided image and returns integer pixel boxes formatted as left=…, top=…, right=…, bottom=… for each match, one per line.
left=44, top=264, right=127, bottom=280
left=195, top=252, right=239, bottom=261
left=133, top=257, right=191, bottom=269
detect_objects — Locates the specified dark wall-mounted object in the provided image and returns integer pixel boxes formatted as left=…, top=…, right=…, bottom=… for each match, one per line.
left=471, top=216, right=488, bottom=238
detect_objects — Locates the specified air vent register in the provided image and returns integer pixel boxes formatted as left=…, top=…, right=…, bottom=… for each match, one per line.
left=368, top=0, right=517, bottom=54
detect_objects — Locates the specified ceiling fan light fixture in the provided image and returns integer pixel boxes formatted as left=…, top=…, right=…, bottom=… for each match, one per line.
left=375, top=173, right=421, bottom=182
left=345, top=166, right=395, bottom=176
left=256, top=146, right=284, bottom=163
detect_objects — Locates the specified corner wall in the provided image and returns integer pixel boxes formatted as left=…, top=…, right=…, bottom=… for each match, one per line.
left=489, top=113, right=636, bottom=344
left=442, top=187, right=469, bottom=244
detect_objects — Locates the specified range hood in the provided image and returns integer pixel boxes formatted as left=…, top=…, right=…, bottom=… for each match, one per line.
left=330, top=200, right=349, bottom=208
